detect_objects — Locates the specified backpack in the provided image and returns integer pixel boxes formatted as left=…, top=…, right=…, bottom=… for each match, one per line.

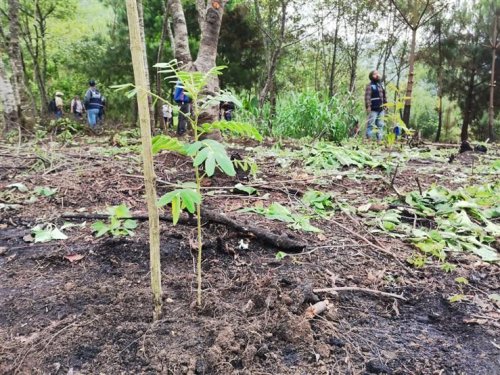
left=173, top=81, right=190, bottom=104
left=48, top=99, right=57, bottom=113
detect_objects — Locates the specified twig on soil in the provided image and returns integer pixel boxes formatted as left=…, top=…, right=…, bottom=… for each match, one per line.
left=416, top=177, right=423, bottom=196
left=329, top=218, right=405, bottom=266
left=313, top=286, right=407, bottom=301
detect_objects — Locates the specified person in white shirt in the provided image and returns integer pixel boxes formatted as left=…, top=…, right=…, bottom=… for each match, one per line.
left=70, top=96, right=84, bottom=120
left=162, top=103, right=173, bottom=132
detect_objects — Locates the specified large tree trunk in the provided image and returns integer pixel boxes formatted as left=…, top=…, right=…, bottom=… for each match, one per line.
left=488, top=11, right=498, bottom=141
left=461, top=71, right=476, bottom=143
left=169, top=0, right=193, bottom=67
left=403, top=27, right=417, bottom=126
left=0, top=57, right=19, bottom=134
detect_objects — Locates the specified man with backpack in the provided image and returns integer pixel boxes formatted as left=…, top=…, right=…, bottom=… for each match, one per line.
left=364, top=70, right=387, bottom=142
left=84, top=79, right=104, bottom=130
left=174, top=80, right=190, bottom=136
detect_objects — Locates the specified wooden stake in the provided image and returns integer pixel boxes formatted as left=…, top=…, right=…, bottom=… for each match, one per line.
left=125, top=0, right=163, bottom=320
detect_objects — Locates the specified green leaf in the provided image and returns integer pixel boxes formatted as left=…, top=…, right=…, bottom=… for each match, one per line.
left=152, top=135, right=187, bottom=155
left=171, top=195, right=181, bottom=225
left=34, top=186, right=58, bottom=197
left=179, top=189, right=201, bottom=213
left=448, top=294, right=467, bottom=303
left=123, top=219, right=138, bottom=229
left=455, top=277, right=469, bottom=285
left=92, top=221, right=109, bottom=237
left=112, top=204, right=131, bottom=219
left=234, top=183, right=257, bottom=195
left=275, top=251, right=288, bottom=260
left=205, top=152, right=216, bottom=176
left=50, top=228, right=68, bottom=240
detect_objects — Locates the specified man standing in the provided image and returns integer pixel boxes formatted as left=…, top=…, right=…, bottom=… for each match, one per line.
left=70, top=95, right=84, bottom=120
left=84, top=79, right=104, bottom=130
left=54, top=92, right=64, bottom=119
left=364, top=70, right=387, bottom=142
left=174, top=80, right=190, bottom=136
left=162, top=102, right=173, bottom=132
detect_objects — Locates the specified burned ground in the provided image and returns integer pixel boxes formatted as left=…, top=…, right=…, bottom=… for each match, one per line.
left=0, top=137, right=499, bottom=374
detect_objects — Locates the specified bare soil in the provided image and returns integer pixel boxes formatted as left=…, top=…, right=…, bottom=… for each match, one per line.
left=0, top=137, right=499, bottom=375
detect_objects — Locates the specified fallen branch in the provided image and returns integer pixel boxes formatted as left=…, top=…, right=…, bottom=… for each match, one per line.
left=62, top=208, right=307, bottom=252
left=313, top=286, right=407, bottom=301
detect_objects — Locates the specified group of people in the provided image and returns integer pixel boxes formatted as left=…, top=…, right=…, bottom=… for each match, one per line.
left=160, top=81, right=235, bottom=136
left=50, top=80, right=106, bottom=131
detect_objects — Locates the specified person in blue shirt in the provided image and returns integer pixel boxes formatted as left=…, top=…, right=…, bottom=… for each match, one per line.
left=84, top=80, right=104, bottom=130
left=364, top=70, right=387, bottom=142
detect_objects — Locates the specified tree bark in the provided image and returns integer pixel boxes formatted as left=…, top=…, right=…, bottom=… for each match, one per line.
left=125, top=0, right=163, bottom=321
left=258, top=0, right=287, bottom=109
left=137, top=0, right=155, bottom=132
left=403, top=27, right=417, bottom=126
left=169, top=0, right=193, bottom=66
left=328, top=15, right=340, bottom=98
left=488, top=11, right=498, bottom=141
left=0, top=57, right=19, bottom=134
left=461, top=71, right=476, bottom=143
left=435, top=22, right=443, bottom=142
left=348, top=12, right=360, bottom=93
left=155, top=0, right=170, bottom=127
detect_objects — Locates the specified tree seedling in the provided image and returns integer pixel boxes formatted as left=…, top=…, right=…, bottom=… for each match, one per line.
left=91, top=204, right=138, bottom=237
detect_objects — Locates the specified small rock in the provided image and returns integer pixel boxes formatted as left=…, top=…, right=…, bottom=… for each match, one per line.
left=327, top=337, right=345, bottom=347
left=366, top=360, right=393, bottom=374
left=314, top=343, right=331, bottom=359
left=256, top=344, right=269, bottom=359
left=64, top=282, right=75, bottom=291
left=166, top=298, right=174, bottom=303
left=0, top=247, right=7, bottom=256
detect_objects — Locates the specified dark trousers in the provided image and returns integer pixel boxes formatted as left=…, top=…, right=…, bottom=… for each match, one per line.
left=178, top=102, right=190, bottom=135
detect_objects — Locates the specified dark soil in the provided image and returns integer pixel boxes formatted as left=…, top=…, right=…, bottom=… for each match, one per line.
left=0, top=138, right=499, bottom=375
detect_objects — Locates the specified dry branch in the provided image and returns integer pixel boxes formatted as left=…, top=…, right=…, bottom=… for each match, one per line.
left=62, top=208, right=307, bottom=252
left=313, top=286, right=407, bottom=301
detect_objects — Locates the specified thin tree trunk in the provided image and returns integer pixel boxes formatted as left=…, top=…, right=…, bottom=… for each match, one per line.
left=349, top=13, right=359, bottom=93
left=435, top=23, right=443, bottom=142
left=259, top=0, right=287, bottom=108
left=403, top=27, right=417, bottom=126
left=155, top=0, right=170, bottom=127
left=137, top=0, right=155, bottom=132
left=461, top=71, right=476, bottom=142
left=328, top=17, right=340, bottom=98
left=125, top=0, right=163, bottom=321
left=488, top=12, right=498, bottom=141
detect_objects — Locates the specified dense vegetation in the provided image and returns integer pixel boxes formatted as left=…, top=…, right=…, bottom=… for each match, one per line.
left=0, top=0, right=498, bottom=143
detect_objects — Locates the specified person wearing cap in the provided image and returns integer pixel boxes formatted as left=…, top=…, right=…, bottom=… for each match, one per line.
left=84, top=79, right=104, bottom=130
left=54, top=92, right=64, bottom=119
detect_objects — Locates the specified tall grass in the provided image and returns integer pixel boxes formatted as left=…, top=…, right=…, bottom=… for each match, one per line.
left=237, top=90, right=361, bottom=143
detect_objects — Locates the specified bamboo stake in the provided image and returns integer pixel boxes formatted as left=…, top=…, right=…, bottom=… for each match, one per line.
left=125, top=0, right=163, bottom=320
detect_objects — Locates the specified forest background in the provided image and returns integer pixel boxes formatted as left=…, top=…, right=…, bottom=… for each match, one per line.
left=0, top=0, right=499, bottom=144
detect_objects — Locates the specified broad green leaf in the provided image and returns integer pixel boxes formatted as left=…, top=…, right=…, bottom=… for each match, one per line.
left=448, top=294, right=467, bottom=303
left=50, top=228, right=68, bottom=240
left=33, top=229, right=53, bottom=243
left=123, top=219, right=138, bottom=229
left=92, top=221, right=109, bottom=237
left=152, top=135, right=186, bottom=155
left=34, top=186, right=58, bottom=197
left=171, top=195, right=181, bottom=225
left=275, top=251, right=288, bottom=260
left=179, top=189, right=201, bottom=213
left=234, top=183, right=257, bottom=195
left=205, top=153, right=216, bottom=176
